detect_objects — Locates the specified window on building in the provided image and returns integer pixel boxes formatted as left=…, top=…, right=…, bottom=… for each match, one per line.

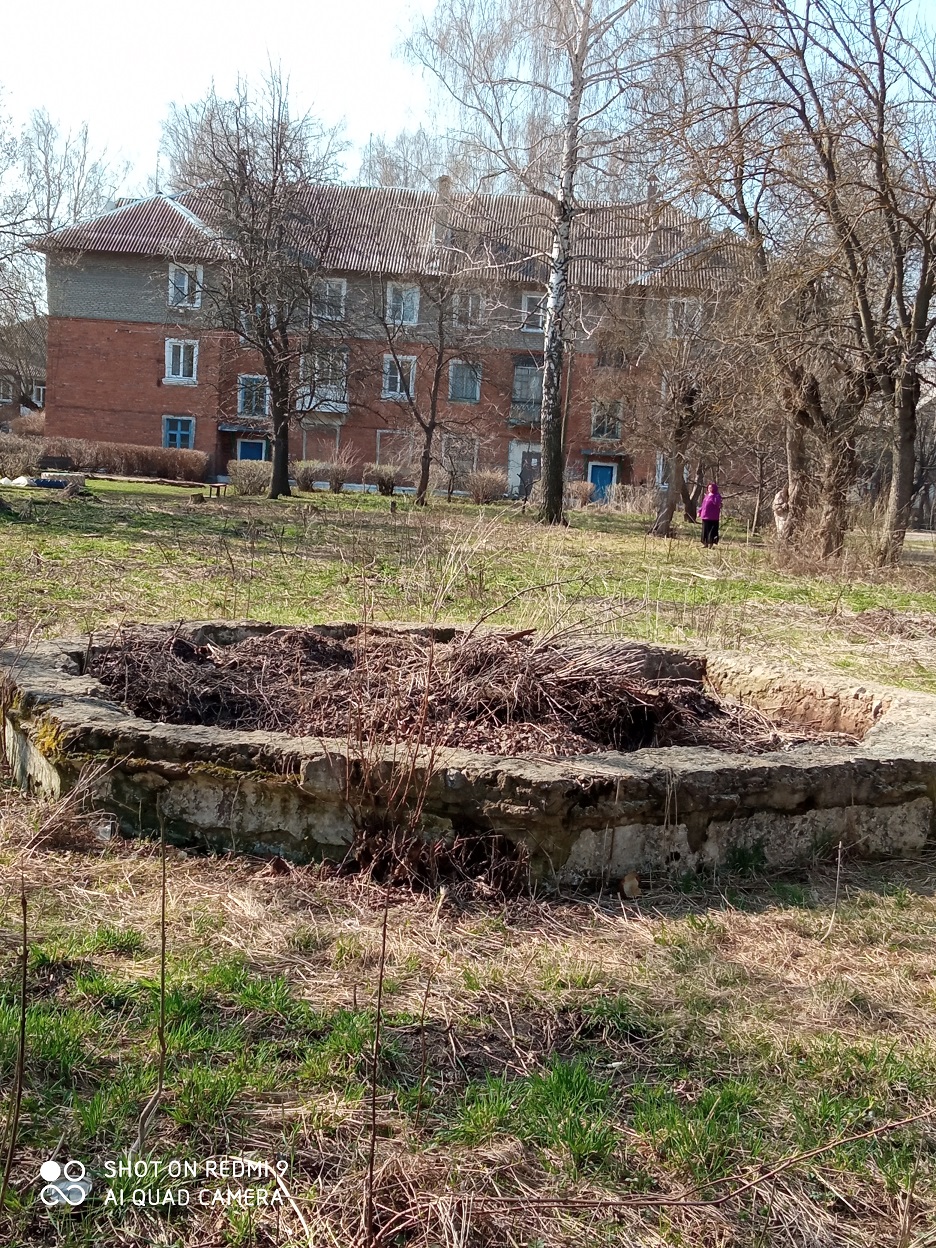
left=511, top=360, right=544, bottom=422
left=440, top=433, right=479, bottom=490
left=382, top=354, right=416, bottom=400
left=667, top=297, right=703, bottom=339
left=376, top=428, right=414, bottom=465
left=386, top=282, right=420, bottom=326
left=448, top=361, right=481, bottom=403
left=163, top=415, right=194, bottom=449
left=312, top=277, right=346, bottom=321
left=164, top=339, right=198, bottom=383
left=591, top=400, right=622, bottom=441
left=521, top=292, right=545, bottom=333
left=596, top=344, right=627, bottom=369
left=238, top=374, right=269, bottom=417
left=0, top=377, right=13, bottom=404
left=452, top=290, right=482, bottom=326
left=301, top=348, right=348, bottom=410
left=30, top=382, right=46, bottom=408
left=168, top=264, right=202, bottom=309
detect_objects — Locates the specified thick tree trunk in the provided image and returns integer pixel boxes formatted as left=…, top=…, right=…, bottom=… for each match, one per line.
left=681, top=461, right=704, bottom=521
left=540, top=252, right=567, bottom=524
left=268, top=407, right=292, bottom=499
left=537, top=2, right=590, bottom=527
left=816, top=434, right=856, bottom=559
left=784, top=415, right=810, bottom=545
left=650, top=437, right=690, bottom=537
left=878, top=378, right=919, bottom=566
left=415, top=427, right=434, bottom=506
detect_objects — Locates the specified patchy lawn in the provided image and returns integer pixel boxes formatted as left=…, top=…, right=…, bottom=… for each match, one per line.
left=4, top=480, right=936, bottom=691
left=4, top=482, right=936, bottom=1244
left=1, top=783, right=935, bottom=1245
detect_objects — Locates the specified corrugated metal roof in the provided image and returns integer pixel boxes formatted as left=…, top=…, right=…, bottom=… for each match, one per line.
left=37, top=195, right=230, bottom=261
left=37, top=184, right=744, bottom=292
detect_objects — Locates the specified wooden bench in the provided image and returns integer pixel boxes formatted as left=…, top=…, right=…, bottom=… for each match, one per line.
left=207, top=482, right=229, bottom=499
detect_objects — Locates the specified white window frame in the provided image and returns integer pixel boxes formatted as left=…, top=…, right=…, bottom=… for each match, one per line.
left=591, top=399, right=623, bottom=441
left=312, top=277, right=347, bottom=321
left=448, top=360, right=481, bottom=404
left=667, top=297, right=702, bottom=339
left=236, top=438, right=268, bottom=461
left=164, top=339, right=198, bottom=385
left=386, top=282, right=420, bottom=326
left=452, top=290, right=483, bottom=326
left=237, top=373, right=270, bottom=417
left=30, top=382, right=46, bottom=408
left=521, top=291, right=545, bottom=333
left=167, top=263, right=203, bottom=309
left=300, top=347, right=349, bottom=413
left=0, top=377, right=13, bottom=404
left=162, top=415, right=195, bottom=450
left=382, top=354, right=417, bottom=401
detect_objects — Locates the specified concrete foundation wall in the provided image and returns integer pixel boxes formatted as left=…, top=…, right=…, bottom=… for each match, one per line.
left=4, top=626, right=936, bottom=884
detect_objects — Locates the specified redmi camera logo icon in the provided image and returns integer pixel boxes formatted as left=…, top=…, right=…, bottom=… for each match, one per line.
left=39, top=1159, right=92, bottom=1208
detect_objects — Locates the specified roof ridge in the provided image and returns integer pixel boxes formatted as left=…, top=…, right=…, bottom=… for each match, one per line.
left=164, top=194, right=218, bottom=239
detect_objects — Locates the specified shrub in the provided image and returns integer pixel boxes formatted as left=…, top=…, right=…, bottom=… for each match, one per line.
left=363, top=462, right=402, bottom=496
left=42, top=438, right=208, bottom=481
left=227, top=459, right=273, bottom=495
left=569, top=480, right=594, bottom=508
left=292, top=460, right=327, bottom=492
left=0, top=434, right=42, bottom=478
left=326, top=446, right=359, bottom=493
left=465, top=470, right=507, bottom=504
left=294, top=448, right=359, bottom=494
left=8, top=412, right=45, bottom=438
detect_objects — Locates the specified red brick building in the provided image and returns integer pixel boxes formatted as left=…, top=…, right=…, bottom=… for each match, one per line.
left=37, top=184, right=733, bottom=497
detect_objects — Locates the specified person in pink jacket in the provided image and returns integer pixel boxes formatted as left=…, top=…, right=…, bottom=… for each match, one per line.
left=699, top=482, right=722, bottom=547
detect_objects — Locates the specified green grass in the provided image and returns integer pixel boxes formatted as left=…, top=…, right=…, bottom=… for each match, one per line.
left=2, top=794, right=936, bottom=1244
left=5, top=481, right=936, bottom=690
left=5, top=484, right=936, bottom=1243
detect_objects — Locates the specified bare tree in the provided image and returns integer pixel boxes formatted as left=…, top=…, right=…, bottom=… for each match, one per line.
left=409, top=0, right=646, bottom=524
left=0, top=106, right=117, bottom=408
left=650, top=0, right=936, bottom=563
left=361, top=269, right=498, bottom=503
left=163, top=73, right=344, bottom=498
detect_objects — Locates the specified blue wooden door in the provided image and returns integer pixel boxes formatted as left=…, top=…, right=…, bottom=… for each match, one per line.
left=589, top=463, right=615, bottom=502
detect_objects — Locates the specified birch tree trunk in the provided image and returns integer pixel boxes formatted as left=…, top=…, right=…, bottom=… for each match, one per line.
left=539, top=0, right=591, bottom=526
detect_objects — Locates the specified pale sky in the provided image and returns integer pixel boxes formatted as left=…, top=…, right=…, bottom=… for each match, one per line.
left=7, top=0, right=437, bottom=195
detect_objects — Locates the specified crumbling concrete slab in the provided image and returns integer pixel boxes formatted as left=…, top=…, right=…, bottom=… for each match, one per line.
left=2, top=623, right=934, bottom=884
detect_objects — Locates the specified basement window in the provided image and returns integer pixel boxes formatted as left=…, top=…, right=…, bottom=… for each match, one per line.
left=163, top=415, right=194, bottom=449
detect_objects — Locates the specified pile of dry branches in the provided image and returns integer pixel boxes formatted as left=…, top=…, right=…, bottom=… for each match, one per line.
left=92, top=627, right=832, bottom=758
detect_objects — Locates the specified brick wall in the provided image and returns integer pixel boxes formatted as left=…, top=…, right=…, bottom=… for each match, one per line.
left=45, top=317, right=223, bottom=463
left=45, top=312, right=654, bottom=487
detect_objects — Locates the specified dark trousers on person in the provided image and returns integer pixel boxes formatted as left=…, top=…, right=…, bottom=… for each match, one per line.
left=702, top=519, right=720, bottom=547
